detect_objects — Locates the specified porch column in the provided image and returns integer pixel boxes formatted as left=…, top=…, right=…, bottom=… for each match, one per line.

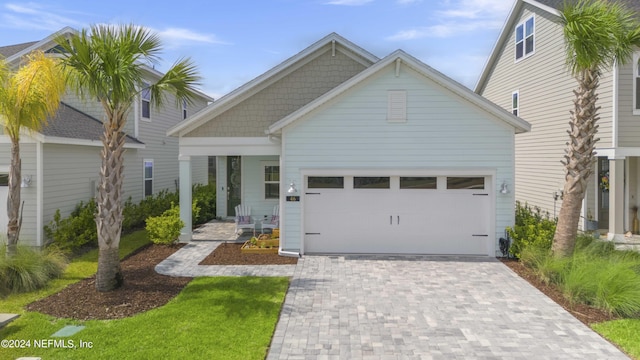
left=179, top=155, right=192, bottom=242
left=608, top=158, right=625, bottom=240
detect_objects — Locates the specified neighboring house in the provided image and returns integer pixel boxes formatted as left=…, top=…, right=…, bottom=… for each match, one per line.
left=169, top=33, right=530, bottom=256
left=0, top=27, right=213, bottom=247
left=476, top=0, right=640, bottom=241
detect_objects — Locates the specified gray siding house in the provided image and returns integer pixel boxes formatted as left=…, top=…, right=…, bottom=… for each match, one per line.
left=476, top=0, right=640, bottom=241
left=0, top=27, right=213, bottom=247
left=169, top=33, right=530, bottom=257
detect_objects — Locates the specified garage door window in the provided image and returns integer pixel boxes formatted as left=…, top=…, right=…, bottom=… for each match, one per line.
left=308, top=176, right=344, bottom=189
left=0, top=174, right=7, bottom=186
left=400, top=177, right=437, bottom=189
left=354, top=177, right=390, bottom=189
left=447, top=177, right=484, bottom=190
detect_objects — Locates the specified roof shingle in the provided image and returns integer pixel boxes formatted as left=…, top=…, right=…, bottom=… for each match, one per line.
left=0, top=41, right=38, bottom=58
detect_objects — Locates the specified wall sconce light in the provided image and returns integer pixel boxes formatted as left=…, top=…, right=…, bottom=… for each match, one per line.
left=21, top=175, right=32, bottom=188
left=500, top=181, right=510, bottom=194
left=287, top=181, right=298, bottom=195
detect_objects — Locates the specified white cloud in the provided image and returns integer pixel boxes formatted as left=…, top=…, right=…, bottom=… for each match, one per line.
left=387, top=0, right=510, bottom=41
left=396, top=0, right=422, bottom=4
left=325, top=0, right=373, bottom=5
left=1, top=2, right=84, bottom=31
left=155, top=28, right=229, bottom=48
left=437, top=0, right=512, bottom=19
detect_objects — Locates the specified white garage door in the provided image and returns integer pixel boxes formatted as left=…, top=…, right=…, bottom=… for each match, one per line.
left=0, top=174, right=8, bottom=237
left=304, top=175, right=491, bottom=255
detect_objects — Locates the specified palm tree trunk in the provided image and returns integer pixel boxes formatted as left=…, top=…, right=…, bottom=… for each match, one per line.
left=95, top=112, right=127, bottom=291
left=552, top=68, right=600, bottom=257
left=6, top=139, right=21, bottom=257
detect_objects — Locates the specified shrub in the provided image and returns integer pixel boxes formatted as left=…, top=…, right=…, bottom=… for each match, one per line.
left=507, top=201, right=557, bottom=258
left=0, top=245, right=68, bottom=295
left=43, top=198, right=97, bottom=251
left=193, top=183, right=216, bottom=225
left=145, top=203, right=184, bottom=245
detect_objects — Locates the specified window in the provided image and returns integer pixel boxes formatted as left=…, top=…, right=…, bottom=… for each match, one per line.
left=308, top=177, right=344, bottom=189
left=512, top=91, right=519, bottom=116
left=400, top=177, right=437, bottom=189
left=144, top=160, right=153, bottom=197
left=447, top=177, right=485, bottom=190
left=634, top=53, right=640, bottom=114
left=0, top=174, right=8, bottom=186
left=515, top=16, right=534, bottom=60
left=182, top=99, right=188, bottom=120
left=141, top=82, right=151, bottom=120
left=354, top=177, right=390, bottom=189
left=264, top=164, right=279, bottom=199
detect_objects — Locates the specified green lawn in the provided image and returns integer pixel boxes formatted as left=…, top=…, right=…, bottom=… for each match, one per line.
left=593, top=319, right=640, bottom=360
left=0, top=231, right=289, bottom=359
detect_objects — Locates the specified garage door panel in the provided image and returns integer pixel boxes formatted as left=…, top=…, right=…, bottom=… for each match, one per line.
left=304, top=175, right=491, bottom=255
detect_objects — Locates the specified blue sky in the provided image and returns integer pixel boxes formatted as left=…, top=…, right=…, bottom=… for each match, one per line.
left=0, top=0, right=513, bottom=98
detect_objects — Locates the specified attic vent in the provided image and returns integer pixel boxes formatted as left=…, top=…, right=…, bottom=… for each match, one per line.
left=387, top=90, right=407, bottom=123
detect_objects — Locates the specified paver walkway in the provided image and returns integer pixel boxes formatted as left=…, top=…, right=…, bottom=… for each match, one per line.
left=156, top=220, right=296, bottom=277
left=157, top=221, right=629, bottom=359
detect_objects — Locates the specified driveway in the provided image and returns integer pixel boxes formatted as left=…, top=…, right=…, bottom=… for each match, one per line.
left=267, top=255, right=629, bottom=359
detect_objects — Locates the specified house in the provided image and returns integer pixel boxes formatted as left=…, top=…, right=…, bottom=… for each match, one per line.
left=168, top=33, right=530, bottom=256
left=0, top=27, right=214, bottom=247
left=475, top=0, right=640, bottom=241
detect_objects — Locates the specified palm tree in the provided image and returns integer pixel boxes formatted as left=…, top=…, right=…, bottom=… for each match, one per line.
left=553, top=0, right=640, bottom=257
left=56, top=24, right=201, bottom=291
left=0, top=51, right=66, bottom=256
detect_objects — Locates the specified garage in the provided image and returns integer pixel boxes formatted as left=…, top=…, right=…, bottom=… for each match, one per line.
left=303, top=174, right=491, bottom=255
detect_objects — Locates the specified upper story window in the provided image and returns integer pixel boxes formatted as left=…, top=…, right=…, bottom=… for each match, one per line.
left=141, top=81, right=151, bottom=120
left=182, top=99, right=188, bottom=120
left=515, top=16, right=535, bottom=61
left=512, top=90, right=519, bottom=116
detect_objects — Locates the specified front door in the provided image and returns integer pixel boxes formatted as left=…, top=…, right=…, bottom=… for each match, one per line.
left=226, top=156, right=242, bottom=216
left=597, top=157, right=609, bottom=230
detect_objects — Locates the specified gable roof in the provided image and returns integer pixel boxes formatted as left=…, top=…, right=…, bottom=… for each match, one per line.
left=0, top=41, right=39, bottom=58
left=0, top=27, right=214, bottom=102
left=268, top=50, right=530, bottom=134
left=167, top=32, right=379, bottom=137
left=475, top=0, right=640, bottom=93
left=38, top=102, right=143, bottom=146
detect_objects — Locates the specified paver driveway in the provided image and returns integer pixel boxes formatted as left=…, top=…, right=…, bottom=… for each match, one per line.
left=267, top=255, right=629, bottom=360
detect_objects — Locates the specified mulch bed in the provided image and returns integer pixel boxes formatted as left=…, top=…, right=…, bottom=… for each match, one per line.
left=27, top=244, right=192, bottom=321
left=500, top=258, right=618, bottom=326
left=199, top=242, right=298, bottom=265
left=26, top=241, right=613, bottom=327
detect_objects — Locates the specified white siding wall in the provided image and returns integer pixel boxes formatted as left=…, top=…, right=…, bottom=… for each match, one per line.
left=242, top=156, right=280, bottom=227
left=480, top=4, right=614, bottom=218
left=0, top=141, right=38, bottom=247
left=617, top=61, right=640, bottom=147
left=282, top=65, right=516, bottom=255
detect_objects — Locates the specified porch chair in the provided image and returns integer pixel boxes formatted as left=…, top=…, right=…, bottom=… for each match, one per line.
left=261, top=205, right=279, bottom=232
left=234, top=204, right=255, bottom=235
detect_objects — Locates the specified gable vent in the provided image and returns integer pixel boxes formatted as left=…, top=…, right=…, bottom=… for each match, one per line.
left=387, top=90, right=407, bottom=123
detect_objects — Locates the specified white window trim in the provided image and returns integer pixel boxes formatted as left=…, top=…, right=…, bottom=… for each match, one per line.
left=633, top=52, right=640, bottom=115
left=512, top=90, right=520, bottom=117
left=141, top=81, right=151, bottom=122
left=143, top=159, right=154, bottom=198
left=514, top=15, right=535, bottom=63
left=262, top=161, right=280, bottom=200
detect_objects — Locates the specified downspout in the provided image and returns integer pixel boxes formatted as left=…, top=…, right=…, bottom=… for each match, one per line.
left=36, top=141, right=43, bottom=247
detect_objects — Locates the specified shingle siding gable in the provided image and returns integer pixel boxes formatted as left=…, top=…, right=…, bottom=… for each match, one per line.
left=184, top=47, right=368, bottom=137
